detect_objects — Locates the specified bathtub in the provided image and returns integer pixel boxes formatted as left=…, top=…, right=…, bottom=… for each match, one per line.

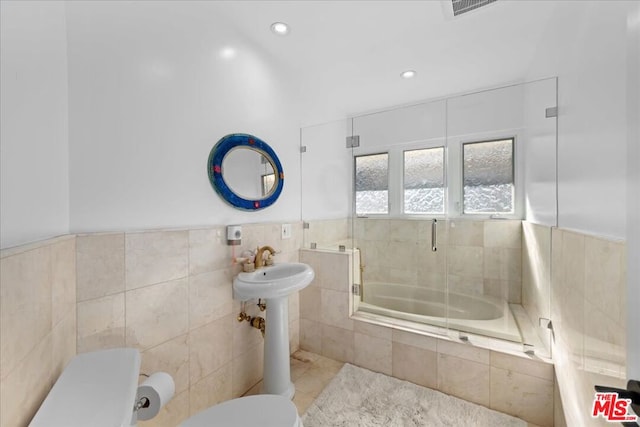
left=358, top=282, right=522, bottom=342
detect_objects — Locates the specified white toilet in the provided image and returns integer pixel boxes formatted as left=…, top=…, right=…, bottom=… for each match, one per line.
left=30, top=348, right=303, bottom=427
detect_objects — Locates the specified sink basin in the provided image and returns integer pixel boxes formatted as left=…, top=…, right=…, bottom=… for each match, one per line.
left=233, top=262, right=315, bottom=300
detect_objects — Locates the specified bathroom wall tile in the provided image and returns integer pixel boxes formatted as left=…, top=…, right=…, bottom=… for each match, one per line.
left=289, top=318, right=300, bottom=354
left=300, top=319, right=322, bottom=354
left=321, top=325, right=354, bottom=363
left=232, top=341, right=264, bottom=397
left=437, top=339, right=490, bottom=364
left=320, top=289, right=353, bottom=330
left=188, top=269, right=233, bottom=330
left=363, top=219, right=390, bottom=241
left=584, top=236, right=626, bottom=325
left=484, top=247, right=522, bottom=282
left=484, top=220, right=522, bottom=248
left=437, top=353, right=490, bottom=407
left=188, top=227, right=229, bottom=275
left=392, top=342, right=437, bottom=388
left=448, top=220, right=484, bottom=247
left=392, top=329, right=437, bottom=352
left=142, top=334, right=190, bottom=394
left=0, top=246, right=51, bottom=379
left=490, top=351, right=553, bottom=381
left=354, top=321, right=392, bottom=340
left=238, top=224, right=265, bottom=255
left=0, top=334, right=53, bottom=427
left=77, top=293, right=125, bottom=353
left=556, top=231, right=585, bottom=367
left=320, top=252, right=350, bottom=291
left=554, top=378, right=567, bottom=427
left=125, top=278, right=189, bottom=350
left=190, top=362, right=233, bottom=415
left=299, top=286, right=321, bottom=322
left=189, top=316, right=233, bottom=384
left=51, top=238, right=76, bottom=327
left=76, top=233, right=124, bottom=302
left=140, top=389, right=189, bottom=427
left=388, top=219, right=420, bottom=242
left=381, top=240, right=419, bottom=271
left=354, top=332, right=392, bottom=375
left=490, top=367, right=554, bottom=427
left=447, top=246, right=483, bottom=278
left=51, top=310, right=77, bottom=381
left=289, top=291, right=300, bottom=322
left=125, top=230, right=188, bottom=290
left=583, top=300, right=626, bottom=376
left=389, top=268, right=418, bottom=285
left=232, top=301, right=264, bottom=357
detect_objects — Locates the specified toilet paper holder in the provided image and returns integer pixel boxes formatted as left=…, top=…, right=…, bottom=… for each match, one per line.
left=134, top=372, right=175, bottom=422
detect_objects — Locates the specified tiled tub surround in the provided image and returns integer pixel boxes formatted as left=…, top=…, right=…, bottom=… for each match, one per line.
left=0, top=222, right=302, bottom=427
left=298, top=248, right=555, bottom=427
left=549, top=228, right=627, bottom=427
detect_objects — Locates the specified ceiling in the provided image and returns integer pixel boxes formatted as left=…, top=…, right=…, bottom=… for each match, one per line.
left=65, top=0, right=561, bottom=127
left=211, top=1, right=560, bottom=125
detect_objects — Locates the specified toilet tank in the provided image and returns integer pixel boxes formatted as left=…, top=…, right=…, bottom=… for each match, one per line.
left=30, top=348, right=141, bottom=427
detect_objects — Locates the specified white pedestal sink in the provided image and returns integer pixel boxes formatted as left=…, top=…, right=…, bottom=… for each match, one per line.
left=233, top=263, right=314, bottom=399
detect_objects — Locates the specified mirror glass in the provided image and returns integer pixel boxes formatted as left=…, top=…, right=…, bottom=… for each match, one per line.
left=222, top=148, right=276, bottom=199
left=207, top=133, right=284, bottom=211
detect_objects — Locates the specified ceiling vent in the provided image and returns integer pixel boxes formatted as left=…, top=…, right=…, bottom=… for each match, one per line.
left=448, top=0, right=497, bottom=17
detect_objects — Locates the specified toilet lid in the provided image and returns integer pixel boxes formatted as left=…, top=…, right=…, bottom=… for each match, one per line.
left=181, top=395, right=299, bottom=427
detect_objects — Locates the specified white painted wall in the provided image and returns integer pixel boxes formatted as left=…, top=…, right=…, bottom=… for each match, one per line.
left=0, top=1, right=69, bottom=249
left=523, top=1, right=636, bottom=424
left=626, top=1, right=640, bottom=382
left=65, top=1, right=302, bottom=233
left=522, top=78, right=558, bottom=227
left=526, top=1, right=629, bottom=241
left=300, top=120, right=351, bottom=221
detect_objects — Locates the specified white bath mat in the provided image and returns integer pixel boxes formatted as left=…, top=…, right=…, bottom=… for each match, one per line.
left=302, top=364, right=526, bottom=427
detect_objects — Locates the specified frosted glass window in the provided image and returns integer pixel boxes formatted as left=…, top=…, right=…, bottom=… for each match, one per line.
left=463, top=139, right=514, bottom=214
left=355, top=153, right=389, bottom=215
left=403, top=147, right=445, bottom=214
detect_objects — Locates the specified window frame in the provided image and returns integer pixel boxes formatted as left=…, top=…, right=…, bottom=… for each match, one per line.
left=351, top=133, right=523, bottom=220
left=353, top=151, right=391, bottom=217
left=461, top=137, right=516, bottom=216
left=402, top=145, right=446, bottom=216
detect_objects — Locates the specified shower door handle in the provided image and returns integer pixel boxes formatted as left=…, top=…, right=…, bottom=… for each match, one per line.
left=431, top=219, right=437, bottom=252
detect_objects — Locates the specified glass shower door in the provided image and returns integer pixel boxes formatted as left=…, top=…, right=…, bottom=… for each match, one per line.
left=350, top=101, right=451, bottom=337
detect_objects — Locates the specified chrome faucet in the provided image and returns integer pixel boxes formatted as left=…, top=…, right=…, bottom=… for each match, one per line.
left=255, top=245, right=276, bottom=268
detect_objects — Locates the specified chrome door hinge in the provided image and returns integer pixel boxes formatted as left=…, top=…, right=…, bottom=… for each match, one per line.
left=545, top=107, right=558, bottom=118
left=300, top=145, right=307, bottom=153
left=346, top=135, right=360, bottom=148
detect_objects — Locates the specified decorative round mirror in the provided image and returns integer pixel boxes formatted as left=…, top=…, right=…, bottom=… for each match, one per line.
left=207, top=134, right=284, bottom=210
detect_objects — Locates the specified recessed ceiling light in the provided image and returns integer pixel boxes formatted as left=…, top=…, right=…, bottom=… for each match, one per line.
left=270, top=22, right=290, bottom=36
left=401, top=70, right=417, bottom=79
left=220, top=47, right=237, bottom=59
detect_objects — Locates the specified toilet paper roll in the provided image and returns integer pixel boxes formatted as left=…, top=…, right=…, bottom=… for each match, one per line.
left=136, top=372, right=175, bottom=421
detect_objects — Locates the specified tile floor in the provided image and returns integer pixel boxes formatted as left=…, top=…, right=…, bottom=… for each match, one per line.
left=244, top=350, right=542, bottom=427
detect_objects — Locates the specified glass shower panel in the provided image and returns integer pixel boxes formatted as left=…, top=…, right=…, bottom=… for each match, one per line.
left=444, top=79, right=557, bottom=356
left=350, top=101, right=451, bottom=337
left=300, top=119, right=351, bottom=249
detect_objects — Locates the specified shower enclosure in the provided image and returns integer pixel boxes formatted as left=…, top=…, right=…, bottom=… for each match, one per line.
left=301, top=78, right=557, bottom=357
